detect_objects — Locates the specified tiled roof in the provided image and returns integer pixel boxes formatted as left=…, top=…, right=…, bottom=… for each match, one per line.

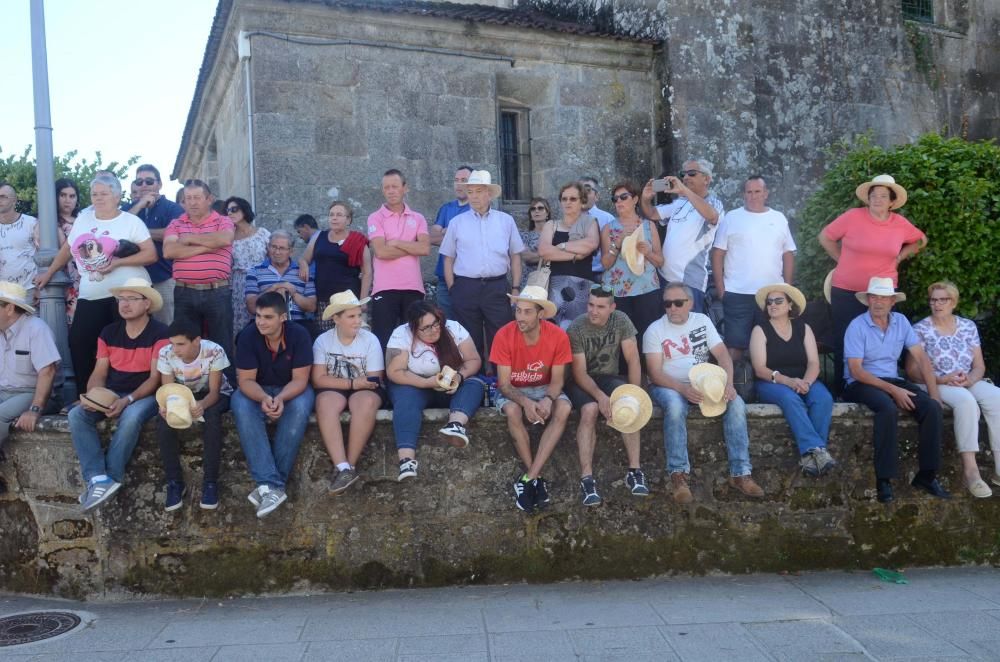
left=173, top=0, right=655, bottom=177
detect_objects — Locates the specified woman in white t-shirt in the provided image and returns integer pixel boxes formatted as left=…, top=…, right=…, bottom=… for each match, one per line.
left=311, top=291, right=386, bottom=495
left=35, top=174, right=157, bottom=399
left=386, top=300, right=484, bottom=481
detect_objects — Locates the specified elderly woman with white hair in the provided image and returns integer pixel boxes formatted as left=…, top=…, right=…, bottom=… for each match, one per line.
left=35, top=173, right=157, bottom=398
left=907, top=281, right=1000, bottom=498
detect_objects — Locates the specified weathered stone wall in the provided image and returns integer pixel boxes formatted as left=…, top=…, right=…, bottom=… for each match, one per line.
left=2, top=405, right=998, bottom=599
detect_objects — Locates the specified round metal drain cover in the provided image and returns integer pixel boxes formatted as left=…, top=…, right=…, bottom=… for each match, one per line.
left=0, top=611, right=82, bottom=646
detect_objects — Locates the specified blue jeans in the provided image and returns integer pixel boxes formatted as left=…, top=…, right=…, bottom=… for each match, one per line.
left=755, top=380, right=833, bottom=455
left=69, top=394, right=159, bottom=483
left=388, top=378, right=484, bottom=450
left=232, top=385, right=315, bottom=489
left=435, top=279, right=453, bottom=320
left=650, top=386, right=752, bottom=476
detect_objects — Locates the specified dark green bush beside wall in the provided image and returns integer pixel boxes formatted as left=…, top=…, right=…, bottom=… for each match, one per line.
left=795, top=134, right=1000, bottom=373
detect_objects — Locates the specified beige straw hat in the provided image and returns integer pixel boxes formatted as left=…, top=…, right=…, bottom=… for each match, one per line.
left=607, top=384, right=653, bottom=434
left=689, top=363, right=728, bottom=418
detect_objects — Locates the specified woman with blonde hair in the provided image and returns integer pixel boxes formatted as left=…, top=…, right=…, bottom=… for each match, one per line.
left=909, top=281, right=1000, bottom=497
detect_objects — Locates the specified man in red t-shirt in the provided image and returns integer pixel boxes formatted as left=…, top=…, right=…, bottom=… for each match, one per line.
left=489, top=285, right=572, bottom=513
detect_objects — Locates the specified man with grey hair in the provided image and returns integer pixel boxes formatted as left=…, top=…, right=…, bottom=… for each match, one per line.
left=640, top=159, right=724, bottom=314
left=245, top=229, right=318, bottom=337
left=0, top=182, right=40, bottom=294
left=579, top=176, right=615, bottom=279
left=125, top=164, right=185, bottom=324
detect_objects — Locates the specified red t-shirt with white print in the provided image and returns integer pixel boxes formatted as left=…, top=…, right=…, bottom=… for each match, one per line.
left=489, top=320, right=572, bottom=387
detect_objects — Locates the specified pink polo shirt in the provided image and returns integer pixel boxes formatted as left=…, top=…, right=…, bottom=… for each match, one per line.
left=164, top=211, right=235, bottom=284
left=367, top=204, right=428, bottom=295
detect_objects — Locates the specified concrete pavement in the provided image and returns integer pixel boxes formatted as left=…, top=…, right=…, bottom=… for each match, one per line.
left=2, top=567, right=1000, bottom=660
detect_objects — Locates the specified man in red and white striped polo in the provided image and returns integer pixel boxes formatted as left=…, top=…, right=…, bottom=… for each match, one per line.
left=163, top=179, right=236, bottom=381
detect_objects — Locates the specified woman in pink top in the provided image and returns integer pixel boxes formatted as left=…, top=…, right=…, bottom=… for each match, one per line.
left=818, top=175, right=927, bottom=393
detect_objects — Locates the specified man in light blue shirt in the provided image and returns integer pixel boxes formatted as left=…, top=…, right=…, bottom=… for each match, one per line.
left=842, top=277, right=946, bottom=504
left=440, top=170, right=524, bottom=363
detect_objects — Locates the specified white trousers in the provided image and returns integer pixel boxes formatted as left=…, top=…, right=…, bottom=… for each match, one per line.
left=938, top=381, right=1000, bottom=465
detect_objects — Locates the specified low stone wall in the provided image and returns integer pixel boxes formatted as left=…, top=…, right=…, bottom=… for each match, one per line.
left=2, top=404, right=998, bottom=599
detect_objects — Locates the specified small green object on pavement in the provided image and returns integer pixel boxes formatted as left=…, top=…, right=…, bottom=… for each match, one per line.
left=873, top=567, right=908, bottom=584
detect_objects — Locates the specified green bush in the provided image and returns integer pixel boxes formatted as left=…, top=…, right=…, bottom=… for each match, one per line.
left=795, top=133, right=1000, bottom=372
left=0, top=146, right=138, bottom=214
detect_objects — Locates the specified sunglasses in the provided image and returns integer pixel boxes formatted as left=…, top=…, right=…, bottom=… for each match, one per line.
left=663, top=299, right=689, bottom=308
left=135, top=177, right=157, bottom=186
left=679, top=170, right=704, bottom=178
left=226, top=206, right=241, bottom=213
left=765, top=297, right=786, bottom=306
left=530, top=206, right=547, bottom=212
left=560, top=196, right=580, bottom=202
left=611, top=192, right=632, bottom=203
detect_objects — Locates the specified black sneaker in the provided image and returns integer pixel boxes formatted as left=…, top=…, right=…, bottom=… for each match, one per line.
left=580, top=475, right=602, bottom=506
left=626, top=469, right=650, bottom=497
left=514, top=477, right=535, bottom=512
left=439, top=421, right=469, bottom=448
left=164, top=480, right=186, bottom=512
left=534, top=476, right=551, bottom=507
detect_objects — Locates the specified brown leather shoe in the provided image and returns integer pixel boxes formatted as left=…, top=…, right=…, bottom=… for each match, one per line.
left=728, top=475, right=764, bottom=498
left=671, top=472, right=693, bottom=504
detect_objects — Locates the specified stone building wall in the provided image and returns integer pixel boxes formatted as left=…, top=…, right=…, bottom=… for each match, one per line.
left=2, top=406, right=999, bottom=599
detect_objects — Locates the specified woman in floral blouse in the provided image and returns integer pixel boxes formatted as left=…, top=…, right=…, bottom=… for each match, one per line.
left=519, top=196, right=550, bottom=288
left=599, top=181, right=663, bottom=341
left=227, top=196, right=269, bottom=335
left=909, top=281, right=1000, bottom=498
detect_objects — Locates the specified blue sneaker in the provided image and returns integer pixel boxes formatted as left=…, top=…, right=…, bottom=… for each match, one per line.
left=626, top=469, right=650, bottom=497
left=81, top=479, right=121, bottom=512
left=580, top=476, right=602, bottom=506
left=164, top=480, right=186, bottom=512
left=514, top=477, right=535, bottom=512
left=200, top=481, right=219, bottom=510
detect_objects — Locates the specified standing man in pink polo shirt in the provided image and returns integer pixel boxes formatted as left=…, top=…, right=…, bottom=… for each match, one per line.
left=163, top=179, right=236, bottom=380
left=368, top=169, right=430, bottom=346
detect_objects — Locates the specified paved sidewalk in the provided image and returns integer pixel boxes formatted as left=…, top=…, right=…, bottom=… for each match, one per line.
left=2, top=567, right=1000, bottom=661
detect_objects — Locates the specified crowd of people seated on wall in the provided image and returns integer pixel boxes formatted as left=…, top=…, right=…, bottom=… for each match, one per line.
left=2, top=164, right=997, bottom=516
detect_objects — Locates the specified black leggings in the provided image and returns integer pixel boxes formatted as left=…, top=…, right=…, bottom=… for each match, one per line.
left=69, top=297, right=121, bottom=395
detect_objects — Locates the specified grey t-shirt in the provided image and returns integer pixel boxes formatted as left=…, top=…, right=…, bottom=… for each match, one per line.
left=567, top=310, right=637, bottom=376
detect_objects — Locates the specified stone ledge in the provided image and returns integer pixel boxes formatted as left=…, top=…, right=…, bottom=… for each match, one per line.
left=1, top=401, right=996, bottom=599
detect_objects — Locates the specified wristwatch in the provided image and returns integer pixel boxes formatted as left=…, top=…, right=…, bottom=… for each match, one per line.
left=29, top=405, right=41, bottom=413
left=770, top=370, right=780, bottom=383
left=126, top=394, right=135, bottom=404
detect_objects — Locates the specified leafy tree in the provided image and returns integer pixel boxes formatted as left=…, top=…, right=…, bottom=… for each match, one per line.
left=796, top=133, right=1000, bottom=372
left=0, top=146, right=138, bottom=214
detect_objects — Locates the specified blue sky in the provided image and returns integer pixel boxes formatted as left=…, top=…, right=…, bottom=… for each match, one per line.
left=2, top=0, right=218, bottom=197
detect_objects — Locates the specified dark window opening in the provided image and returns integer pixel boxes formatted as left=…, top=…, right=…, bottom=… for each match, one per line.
left=902, top=0, right=933, bottom=23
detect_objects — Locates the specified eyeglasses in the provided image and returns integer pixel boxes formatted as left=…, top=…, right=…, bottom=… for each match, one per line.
left=765, top=297, right=786, bottom=306
left=226, top=206, right=240, bottom=213
left=611, top=192, right=632, bottom=203
left=929, top=297, right=953, bottom=304
left=115, top=296, right=147, bottom=304
left=560, top=196, right=580, bottom=202
left=679, top=170, right=704, bottom=178
left=269, top=245, right=291, bottom=251
left=582, top=184, right=595, bottom=192
left=530, top=206, right=547, bottom=212
left=135, top=177, right=157, bottom=186
left=663, top=299, right=689, bottom=308
left=418, top=320, right=442, bottom=333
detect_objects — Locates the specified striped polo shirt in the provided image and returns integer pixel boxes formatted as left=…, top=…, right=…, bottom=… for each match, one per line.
left=98, top=318, right=170, bottom=393
left=165, top=211, right=235, bottom=284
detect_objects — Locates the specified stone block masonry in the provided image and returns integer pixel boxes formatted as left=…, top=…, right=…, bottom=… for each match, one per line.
left=2, top=404, right=998, bottom=599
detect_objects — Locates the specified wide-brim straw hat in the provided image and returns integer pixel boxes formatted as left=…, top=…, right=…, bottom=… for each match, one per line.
left=81, top=387, right=118, bottom=413
left=437, top=365, right=458, bottom=390
left=508, top=285, right=558, bottom=319
left=465, top=170, right=502, bottom=200
left=607, top=384, right=653, bottom=434
left=108, top=277, right=163, bottom=312
left=156, top=383, right=200, bottom=429
left=689, top=363, right=728, bottom=418
left=754, top=283, right=807, bottom=314
left=322, top=290, right=371, bottom=320
left=855, top=276, right=906, bottom=305
left=0, top=280, right=36, bottom=314
left=823, top=269, right=834, bottom=304
left=855, top=174, right=907, bottom=210
left=621, top=227, right=645, bottom=276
